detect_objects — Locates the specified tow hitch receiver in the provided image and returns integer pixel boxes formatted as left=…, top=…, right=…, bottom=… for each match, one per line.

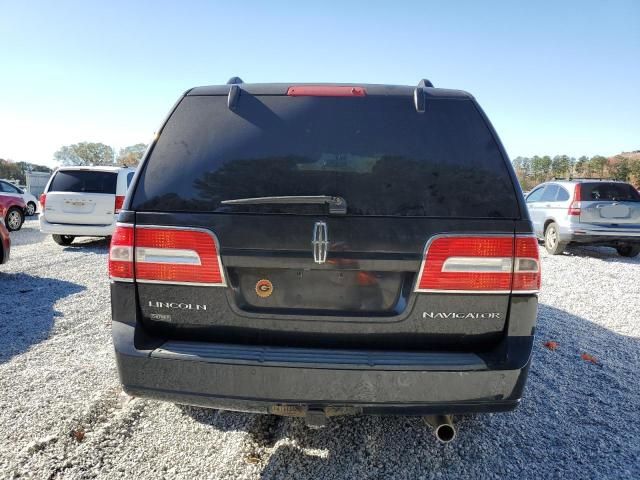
left=269, top=405, right=361, bottom=427
left=305, top=410, right=327, bottom=429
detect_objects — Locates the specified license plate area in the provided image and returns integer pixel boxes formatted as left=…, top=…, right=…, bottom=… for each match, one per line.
left=600, top=204, right=630, bottom=219
left=62, top=198, right=95, bottom=214
left=229, top=267, right=410, bottom=316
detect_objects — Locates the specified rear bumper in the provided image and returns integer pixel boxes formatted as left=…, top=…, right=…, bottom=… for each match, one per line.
left=113, top=320, right=532, bottom=415
left=39, top=217, right=115, bottom=237
left=559, top=223, right=640, bottom=244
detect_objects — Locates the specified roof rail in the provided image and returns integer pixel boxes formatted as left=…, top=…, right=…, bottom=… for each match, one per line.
left=227, top=85, right=241, bottom=110
left=227, top=77, right=244, bottom=85
left=552, top=177, right=618, bottom=182
left=413, top=79, right=433, bottom=113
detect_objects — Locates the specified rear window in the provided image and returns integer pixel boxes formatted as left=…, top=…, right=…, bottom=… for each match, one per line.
left=49, top=171, right=117, bottom=194
left=132, top=95, right=519, bottom=217
left=582, top=183, right=640, bottom=202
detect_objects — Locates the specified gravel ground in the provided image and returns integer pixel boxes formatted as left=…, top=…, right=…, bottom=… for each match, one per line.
left=1, top=217, right=638, bottom=479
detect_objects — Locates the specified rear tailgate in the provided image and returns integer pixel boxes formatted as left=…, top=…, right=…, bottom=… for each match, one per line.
left=122, top=87, right=532, bottom=351
left=579, top=182, right=640, bottom=225
left=44, top=170, right=117, bottom=225
left=128, top=214, right=526, bottom=350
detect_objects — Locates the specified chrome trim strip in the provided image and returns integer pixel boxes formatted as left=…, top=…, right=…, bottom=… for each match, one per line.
left=136, top=278, right=226, bottom=287
left=136, top=247, right=201, bottom=265
left=110, top=277, right=134, bottom=283
left=441, top=256, right=513, bottom=273
left=416, top=289, right=512, bottom=294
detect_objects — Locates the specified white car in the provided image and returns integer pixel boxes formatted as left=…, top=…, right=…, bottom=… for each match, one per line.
left=0, top=179, right=40, bottom=216
left=39, top=166, right=136, bottom=245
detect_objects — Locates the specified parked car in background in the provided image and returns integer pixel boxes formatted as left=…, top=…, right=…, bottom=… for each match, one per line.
left=0, top=179, right=39, bottom=216
left=0, top=217, right=10, bottom=264
left=526, top=180, right=640, bottom=256
left=39, top=166, right=136, bottom=245
left=110, top=79, right=540, bottom=440
left=0, top=194, right=26, bottom=231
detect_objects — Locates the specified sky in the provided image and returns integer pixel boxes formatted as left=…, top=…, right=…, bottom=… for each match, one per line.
left=1, top=0, right=638, bottom=167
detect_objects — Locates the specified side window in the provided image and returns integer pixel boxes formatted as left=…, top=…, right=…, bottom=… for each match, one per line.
left=540, top=185, right=559, bottom=202
left=526, top=187, right=545, bottom=203
left=556, top=186, right=570, bottom=201
left=126, top=172, right=135, bottom=187
left=0, top=181, right=19, bottom=193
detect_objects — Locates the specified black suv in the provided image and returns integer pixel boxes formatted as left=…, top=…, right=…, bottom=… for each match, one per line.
left=110, top=79, right=540, bottom=438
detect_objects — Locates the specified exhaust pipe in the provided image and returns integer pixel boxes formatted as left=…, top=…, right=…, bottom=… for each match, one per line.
left=423, top=415, right=456, bottom=443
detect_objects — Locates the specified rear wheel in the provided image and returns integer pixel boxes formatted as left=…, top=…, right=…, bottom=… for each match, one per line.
left=544, top=222, right=566, bottom=255
left=26, top=202, right=36, bottom=216
left=6, top=207, right=24, bottom=231
left=52, top=234, right=75, bottom=246
left=616, top=245, right=640, bottom=258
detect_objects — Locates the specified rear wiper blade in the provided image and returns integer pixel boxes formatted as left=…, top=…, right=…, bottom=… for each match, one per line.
left=221, top=195, right=347, bottom=214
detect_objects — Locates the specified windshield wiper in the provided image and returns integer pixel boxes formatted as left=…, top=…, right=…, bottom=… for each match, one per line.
left=221, top=195, right=347, bottom=214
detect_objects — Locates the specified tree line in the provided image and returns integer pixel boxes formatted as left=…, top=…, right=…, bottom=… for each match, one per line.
left=53, top=142, right=148, bottom=167
left=0, top=158, right=52, bottom=185
left=512, top=152, right=640, bottom=190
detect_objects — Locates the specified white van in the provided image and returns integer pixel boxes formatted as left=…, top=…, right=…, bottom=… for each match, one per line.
left=40, top=166, right=136, bottom=245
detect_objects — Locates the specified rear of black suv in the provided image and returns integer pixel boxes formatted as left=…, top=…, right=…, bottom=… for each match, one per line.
left=110, top=81, right=540, bottom=420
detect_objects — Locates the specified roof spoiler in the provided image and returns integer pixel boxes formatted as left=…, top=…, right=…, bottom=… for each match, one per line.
left=414, top=78, right=434, bottom=113
left=226, top=77, right=437, bottom=112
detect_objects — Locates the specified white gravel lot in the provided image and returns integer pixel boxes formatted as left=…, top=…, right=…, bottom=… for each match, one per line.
left=1, top=217, right=639, bottom=479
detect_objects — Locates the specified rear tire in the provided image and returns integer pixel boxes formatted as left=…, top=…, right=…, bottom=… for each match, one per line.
left=52, top=234, right=75, bottom=246
left=544, top=222, right=566, bottom=255
left=616, top=245, right=640, bottom=258
left=26, top=202, right=36, bottom=216
left=6, top=207, right=24, bottom=231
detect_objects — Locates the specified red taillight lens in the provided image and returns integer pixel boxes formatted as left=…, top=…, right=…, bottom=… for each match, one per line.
left=109, top=224, right=134, bottom=280
left=512, top=236, right=541, bottom=292
left=39, top=194, right=46, bottom=209
left=417, top=236, right=514, bottom=292
left=568, top=184, right=582, bottom=216
left=109, top=225, right=226, bottom=286
left=114, top=195, right=125, bottom=214
left=286, top=86, right=367, bottom=97
left=135, top=227, right=225, bottom=285
left=415, top=235, right=540, bottom=293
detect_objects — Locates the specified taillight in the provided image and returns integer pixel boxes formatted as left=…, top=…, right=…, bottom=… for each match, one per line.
left=415, top=235, right=540, bottom=293
left=568, top=184, right=582, bottom=216
left=114, top=195, right=125, bottom=214
left=109, top=224, right=134, bottom=281
left=108, top=224, right=226, bottom=286
left=512, top=236, right=541, bottom=292
left=286, top=86, right=367, bottom=97
left=39, top=194, right=46, bottom=209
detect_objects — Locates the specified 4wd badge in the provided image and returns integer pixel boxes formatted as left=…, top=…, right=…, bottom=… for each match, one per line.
left=255, top=279, right=273, bottom=298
